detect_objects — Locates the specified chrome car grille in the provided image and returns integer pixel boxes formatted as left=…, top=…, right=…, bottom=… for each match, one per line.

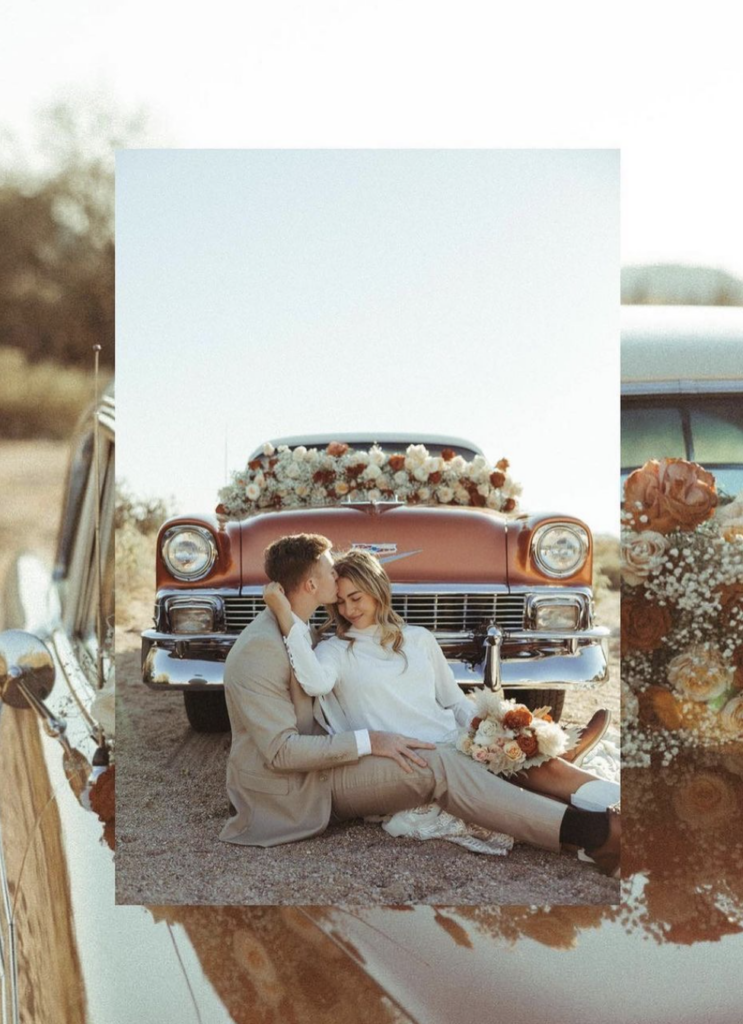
left=223, top=593, right=526, bottom=633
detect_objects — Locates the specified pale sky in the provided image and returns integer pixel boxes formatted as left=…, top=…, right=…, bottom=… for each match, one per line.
left=116, top=149, right=619, bottom=531
left=3, top=0, right=743, bottom=534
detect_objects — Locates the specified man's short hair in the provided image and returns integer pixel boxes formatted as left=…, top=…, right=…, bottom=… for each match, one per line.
left=264, top=534, right=333, bottom=593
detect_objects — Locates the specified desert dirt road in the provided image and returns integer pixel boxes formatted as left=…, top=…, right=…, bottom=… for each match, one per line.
left=115, top=591, right=620, bottom=907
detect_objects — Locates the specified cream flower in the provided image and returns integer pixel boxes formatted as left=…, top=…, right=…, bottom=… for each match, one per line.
left=720, top=695, right=743, bottom=735
left=262, top=442, right=275, bottom=456
left=503, top=740, right=526, bottom=763
left=245, top=483, right=261, bottom=501
left=292, top=446, right=307, bottom=461
left=436, top=486, right=454, bottom=503
left=620, top=530, right=668, bottom=587
left=413, top=466, right=430, bottom=483
left=667, top=645, right=734, bottom=702
left=363, top=463, right=382, bottom=481
left=367, top=488, right=382, bottom=502
left=369, top=445, right=386, bottom=466
left=393, top=470, right=409, bottom=487
left=335, top=481, right=350, bottom=496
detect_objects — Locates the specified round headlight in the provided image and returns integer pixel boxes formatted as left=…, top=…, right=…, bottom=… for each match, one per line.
left=161, top=526, right=217, bottom=581
left=532, top=524, right=588, bottom=578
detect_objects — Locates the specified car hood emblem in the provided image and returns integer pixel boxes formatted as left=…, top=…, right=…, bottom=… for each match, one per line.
left=351, top=542, right=422, bottom=564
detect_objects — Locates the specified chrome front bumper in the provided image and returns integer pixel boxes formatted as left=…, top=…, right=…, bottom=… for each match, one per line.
left=141, top=625, right=610, bottom=692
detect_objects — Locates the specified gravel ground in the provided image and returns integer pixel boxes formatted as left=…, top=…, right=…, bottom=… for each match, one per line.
left=115, top=590, right=620, bottom=906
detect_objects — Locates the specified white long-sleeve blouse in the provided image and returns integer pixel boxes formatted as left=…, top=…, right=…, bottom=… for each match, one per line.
left=284, top=620, right=475, bottom=743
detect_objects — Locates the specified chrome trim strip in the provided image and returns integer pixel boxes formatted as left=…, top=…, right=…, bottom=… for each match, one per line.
left=622, top=380, right=743, bottom=396
left=0, top=750, right=20, bottom=1024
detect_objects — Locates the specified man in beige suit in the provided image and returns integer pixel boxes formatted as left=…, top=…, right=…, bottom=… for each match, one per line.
left=219, top=534, right=619, bottom=874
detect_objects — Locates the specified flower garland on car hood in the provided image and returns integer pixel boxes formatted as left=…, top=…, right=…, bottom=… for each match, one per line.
left=621, top=458, right=743, bottom=764
left=216, top=442, right=521, bottom=519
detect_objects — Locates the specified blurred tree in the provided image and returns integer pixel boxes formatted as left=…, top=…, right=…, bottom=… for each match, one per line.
left=0, top=96, right=147, bottom=368
left=115, top=480, right=174, bottom=535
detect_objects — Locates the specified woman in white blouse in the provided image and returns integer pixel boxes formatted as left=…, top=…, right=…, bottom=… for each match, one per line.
left=265, top=549, right=618, bottom=811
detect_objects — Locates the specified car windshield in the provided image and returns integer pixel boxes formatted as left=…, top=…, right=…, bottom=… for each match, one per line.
left=621, top=395, right=743, bottom=499
left=259, top=440, right=482, bottom=460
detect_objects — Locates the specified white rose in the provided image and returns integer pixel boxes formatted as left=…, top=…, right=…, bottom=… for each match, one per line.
left=667, top=645, right=733, bottom=702
left=418, top=487, right=431, bottom=501
left=353, top=451, right=370, bottom=467
left=292, top=446, right=307, bottom=461
left=474, top=720, right=498, bottom=744
left=393, top=470, right=409, bottom=487
left=369, top=446, right=386, bottom=466
left=486, top=492, right=502, bottom=509
left=449, top=456, right=466, bottom=473
left=477, top=482, right=490, bottom=497
left=454, top=486, right=470, bottom=504
left=436, top=486, right=454, bottom=503
left=424, top=456, right=442, bottom=474
left=253, top=471, right=265, bottom=488
left=262, top=442, right=275, bottom=457
left=245, top=483, right=261, bottom=501
left=405, top=444, right=428, bottom=469
left=285, top=463, right=301, bottom=479
left=376, top=474, right=391, bottom=491
left=364, top=463, right=382, bottom=480
left=621, top=530, right=668, bottom=587
left=413, top=466, right=429, bottom=482
left=367, top=488, right=382, bottom=501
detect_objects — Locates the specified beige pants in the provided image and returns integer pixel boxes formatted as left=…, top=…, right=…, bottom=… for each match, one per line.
left=330, top=744, right=566, bottom=853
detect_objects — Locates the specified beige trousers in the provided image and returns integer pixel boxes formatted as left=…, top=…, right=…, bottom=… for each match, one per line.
left=330, top=744, right=566, bottom=853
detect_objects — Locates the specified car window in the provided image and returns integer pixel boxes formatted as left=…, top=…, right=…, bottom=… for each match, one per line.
left=689, top=401, right=743, bottom=464
left=621, top=405, right=686, bottom=469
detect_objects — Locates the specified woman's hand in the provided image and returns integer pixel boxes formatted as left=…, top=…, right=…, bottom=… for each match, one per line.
left=263, top=581, right=292, bottom=616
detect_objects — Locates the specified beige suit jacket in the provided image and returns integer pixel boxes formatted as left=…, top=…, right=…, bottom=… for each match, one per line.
left=219, top=609, right=360, bottom=846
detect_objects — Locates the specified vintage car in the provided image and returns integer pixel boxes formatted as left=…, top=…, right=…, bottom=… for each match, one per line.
left=0, top=393, right=419, bottom=1024
left=622, top=304, right=743, bottom=497
left=142, top=433, right=609, bottom=731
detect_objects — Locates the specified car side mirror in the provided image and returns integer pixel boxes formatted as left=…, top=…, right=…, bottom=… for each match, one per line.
left=0, top=630, right=55, bottom=709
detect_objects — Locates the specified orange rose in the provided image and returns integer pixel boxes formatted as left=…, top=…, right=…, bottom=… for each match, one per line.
left=248, top=458, right=262, bottom=470
left=624, top=459, right=717, bottom=534
left=326, top=442, right=349, bottom=457
left=503, top=498, right=517, bottom=512
left=441, top=449, right=456, bottom=462
left=504, top=707, right=533, bottom=730
left=517, top=731, right=539, bottom=757
left=716, top=583, right=743, bottom=630
left=389, top=454, right=406, bottom=472
left=469, top=716, right=482, bottom=732
left=489, top=471, right=506, bottom=488
left=621, top=596, right=672, bottom=653
left=496, top=458, right=509, bottom=471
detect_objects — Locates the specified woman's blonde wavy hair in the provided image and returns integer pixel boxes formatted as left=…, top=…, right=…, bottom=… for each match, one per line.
left=328, top=549, right=407, bottom=658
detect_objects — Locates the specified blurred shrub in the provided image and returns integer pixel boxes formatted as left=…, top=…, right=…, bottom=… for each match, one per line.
left=116, top=521, right=157, bottom=631
left=0, top=346, right=96, bottom=437
left=593, top=533, right=620, bottom=599
left=115, top=481, right=174, bottom=535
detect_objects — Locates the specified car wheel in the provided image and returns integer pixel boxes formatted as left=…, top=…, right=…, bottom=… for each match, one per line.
left=183, top=691, right=231, bottom=732
left=502, top=688, right=565, bottom=722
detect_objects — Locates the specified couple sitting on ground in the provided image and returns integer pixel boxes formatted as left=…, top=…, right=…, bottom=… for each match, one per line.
left=219, top=533, right=620, bottom=876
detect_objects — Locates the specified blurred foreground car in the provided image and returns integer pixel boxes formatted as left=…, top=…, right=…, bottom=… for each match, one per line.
left=622, top=305, right=743, bottom=497
left=142, top=433, right=610, bottom=731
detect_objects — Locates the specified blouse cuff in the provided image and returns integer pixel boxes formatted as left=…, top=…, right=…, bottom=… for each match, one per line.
left=354, top=729, right=372, bottom=757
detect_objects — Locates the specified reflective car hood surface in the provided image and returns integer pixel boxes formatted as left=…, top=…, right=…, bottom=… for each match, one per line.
left=239, top=505, right=508, bottom=585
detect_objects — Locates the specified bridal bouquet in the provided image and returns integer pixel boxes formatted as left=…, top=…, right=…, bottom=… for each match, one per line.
left=456, top=692, right=579, bottom=777
left=621, top=458, right=743, bottom=760
left=216, top=441, right=521, bottom=519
